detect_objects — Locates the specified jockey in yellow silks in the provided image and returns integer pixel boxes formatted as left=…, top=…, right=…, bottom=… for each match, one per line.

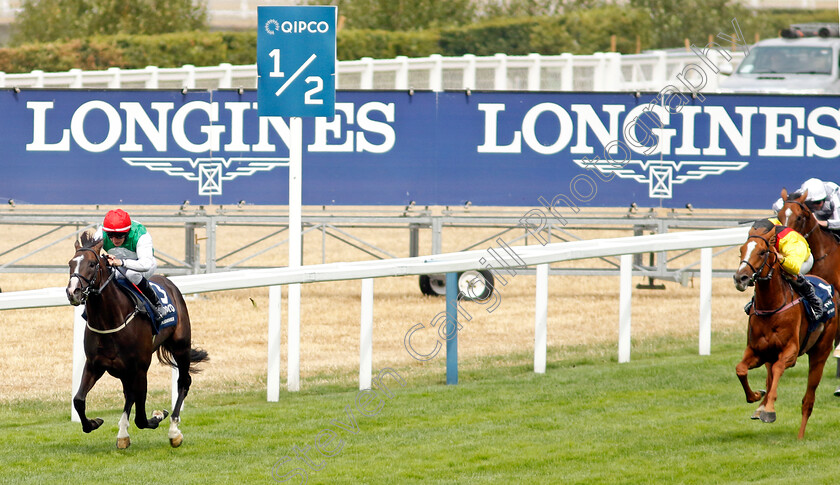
left=746, top=218, right=822, bottom=320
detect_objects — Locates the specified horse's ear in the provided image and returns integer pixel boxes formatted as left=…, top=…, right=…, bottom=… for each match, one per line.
left=798, top=189, right=808, bottom=203
left=74, top=238, right=81, bottom=251
left=93, top=239, right=104, bottom=253
left=781, top=188, right=788, bottom=200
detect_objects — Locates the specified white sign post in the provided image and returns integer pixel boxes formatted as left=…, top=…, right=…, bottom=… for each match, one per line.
left=257, top=5, right=336, bottom=394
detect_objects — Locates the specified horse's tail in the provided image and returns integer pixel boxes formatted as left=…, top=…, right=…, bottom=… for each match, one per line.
left=157, top=346, right=209, bottom=373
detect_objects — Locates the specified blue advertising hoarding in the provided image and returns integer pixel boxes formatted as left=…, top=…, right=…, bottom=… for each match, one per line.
left=1, top=89, right=838, bottom=209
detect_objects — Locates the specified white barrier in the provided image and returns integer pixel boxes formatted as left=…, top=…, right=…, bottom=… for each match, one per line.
left=0, top=51, right=744, bottom=92
left=0, top=226, right=750, bottom=418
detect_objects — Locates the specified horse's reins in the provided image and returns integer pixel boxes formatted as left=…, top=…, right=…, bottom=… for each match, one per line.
left=71, top=247, right=136, bottom=335
left=786, top=200, right=837, bottom=263
left=70, top=247, right=115, bottom=301
left=742, top=234, right=800, bottom=316
left=740, top=234, right=775, bottom=285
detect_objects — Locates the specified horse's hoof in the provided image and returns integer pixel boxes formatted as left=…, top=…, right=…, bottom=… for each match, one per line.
left=152, top=409, right=169, bottom=423
left=86, top=418, right=104, bottom=432
left=750, top=410, right=761, bottom=420
left=834, top=386, right=840, bottom=397
left=116, top=437, right=130, bottom=449
left=170, top=434, right=183, bottom=448
left=760, top=411, right=776, bottom=423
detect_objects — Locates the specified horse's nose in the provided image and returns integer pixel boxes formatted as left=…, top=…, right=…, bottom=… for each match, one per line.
left=66, top=287, right=80, bottom=305
left=733, top=273, right=750, bottom=290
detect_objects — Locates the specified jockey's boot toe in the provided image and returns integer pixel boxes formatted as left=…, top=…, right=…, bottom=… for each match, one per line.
left=154, top=305, right=168, bottom=319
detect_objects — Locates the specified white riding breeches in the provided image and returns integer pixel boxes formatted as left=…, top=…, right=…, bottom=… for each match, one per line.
left=799, top=254, right=814, bottom=275
left=123, top=265, right=156, bottom=285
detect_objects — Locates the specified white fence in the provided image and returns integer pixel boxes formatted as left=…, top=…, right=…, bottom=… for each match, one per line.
left=0, top=51, right=743, bottom=92
left=0, top=226, right=750, bottom=419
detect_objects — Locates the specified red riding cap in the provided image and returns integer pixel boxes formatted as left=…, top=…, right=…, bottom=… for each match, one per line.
left=103, top=209, right=131, bottom=233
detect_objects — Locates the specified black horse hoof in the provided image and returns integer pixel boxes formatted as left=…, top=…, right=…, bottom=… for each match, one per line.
left=83, top=417, right=104, bottom=433
left=148, top=409, right=169, bottom=427
left=759, top=411, right=776, bottom=423
left=834, top=386, right=840, bottom=397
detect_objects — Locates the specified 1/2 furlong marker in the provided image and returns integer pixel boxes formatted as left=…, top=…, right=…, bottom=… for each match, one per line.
left=257, top=4, right=336, bottom=395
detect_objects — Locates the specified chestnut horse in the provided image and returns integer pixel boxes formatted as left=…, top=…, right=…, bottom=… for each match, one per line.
left=66, top=229, right=208, bottom=448
left=777, top=188, right=840, bottom=394
left=733, top=222, right=839, bottom=439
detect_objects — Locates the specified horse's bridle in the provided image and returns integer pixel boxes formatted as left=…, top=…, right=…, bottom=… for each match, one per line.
left=784, top=200, right=819, bottom=240
left=70, top=247, right=115, bottom=304
left=740, top=234, right=777, bottom=286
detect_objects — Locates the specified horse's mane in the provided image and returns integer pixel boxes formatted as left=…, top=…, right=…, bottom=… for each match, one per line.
left=786, top=191, right=804, bottom=201
left=78, top=228, right=102, bottom=248
left=752, top=219, right=775, bottom=232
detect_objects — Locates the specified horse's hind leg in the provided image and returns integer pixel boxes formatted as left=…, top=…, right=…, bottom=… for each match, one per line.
left=131, top=369, right=168, bottom=430
left=168, top=349, right=194, bottom=448
left=800, top=353, right=830, bottom=439
left=73, top=362, right=105, bottom=433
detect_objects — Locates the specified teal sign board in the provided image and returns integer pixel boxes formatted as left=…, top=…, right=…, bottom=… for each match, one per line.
left=257, top=6, right=336, bottom=117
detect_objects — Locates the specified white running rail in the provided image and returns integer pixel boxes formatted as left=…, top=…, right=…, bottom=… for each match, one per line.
left=0, top=226, right=749, bottom=418
left=0, top=51, right=744, bottom=92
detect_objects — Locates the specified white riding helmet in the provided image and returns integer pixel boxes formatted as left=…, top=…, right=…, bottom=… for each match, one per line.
left=801, top=178, right=827, bottom=202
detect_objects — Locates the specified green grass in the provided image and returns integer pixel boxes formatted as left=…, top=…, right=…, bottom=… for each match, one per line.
left=3, top=333, right=840, bottom=485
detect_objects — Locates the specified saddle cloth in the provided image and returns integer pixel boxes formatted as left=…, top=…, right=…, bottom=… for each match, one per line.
left=115, top=277, right=178, bottom=334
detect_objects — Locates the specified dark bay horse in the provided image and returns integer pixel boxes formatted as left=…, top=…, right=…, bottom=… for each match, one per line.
left=66, top=229, right=208, bottom=448
left=733, top=222, right=839, bottom=439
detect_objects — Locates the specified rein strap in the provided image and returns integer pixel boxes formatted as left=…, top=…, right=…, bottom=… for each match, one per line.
left=86, top=308, right=138, bottom=334
left=752, top=297, right=802, bottom=316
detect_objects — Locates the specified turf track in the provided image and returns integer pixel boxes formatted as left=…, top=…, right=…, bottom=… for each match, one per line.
left=2, top=332, right=839, bottom=485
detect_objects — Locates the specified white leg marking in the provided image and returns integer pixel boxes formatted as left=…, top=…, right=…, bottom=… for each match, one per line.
left=169, top=416, right=182, bottom=440
left=117, top=412, right=130, bottom=439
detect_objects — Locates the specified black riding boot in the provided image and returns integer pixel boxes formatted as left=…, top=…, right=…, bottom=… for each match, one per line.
left=744, top=297, right=754, bottom=315
left=136, top=277, right=167, bottom=320
left=791, top=275, right=824, bottom=321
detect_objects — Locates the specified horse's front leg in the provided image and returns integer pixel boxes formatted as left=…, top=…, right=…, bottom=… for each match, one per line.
left=736, top=347, right=765, bottom=403
left=750, top=363, right=772, bottom=420
left=116, top=375, right=136, bottom=449
left=73, top=361, right=105, bottom=433
left=760, top=345, right=799, bottom=423
left=132, top=369, right=168, bottom=430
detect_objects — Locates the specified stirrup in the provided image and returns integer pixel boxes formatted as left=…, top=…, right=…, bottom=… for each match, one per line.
left=153, top=304, right=167, bottom=319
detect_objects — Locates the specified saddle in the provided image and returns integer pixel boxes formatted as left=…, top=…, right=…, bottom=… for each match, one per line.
left=114, top=276, right=178, bottom=334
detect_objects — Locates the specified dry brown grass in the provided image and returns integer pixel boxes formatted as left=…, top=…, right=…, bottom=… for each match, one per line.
left=0, top=205, right=762, bottom=403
